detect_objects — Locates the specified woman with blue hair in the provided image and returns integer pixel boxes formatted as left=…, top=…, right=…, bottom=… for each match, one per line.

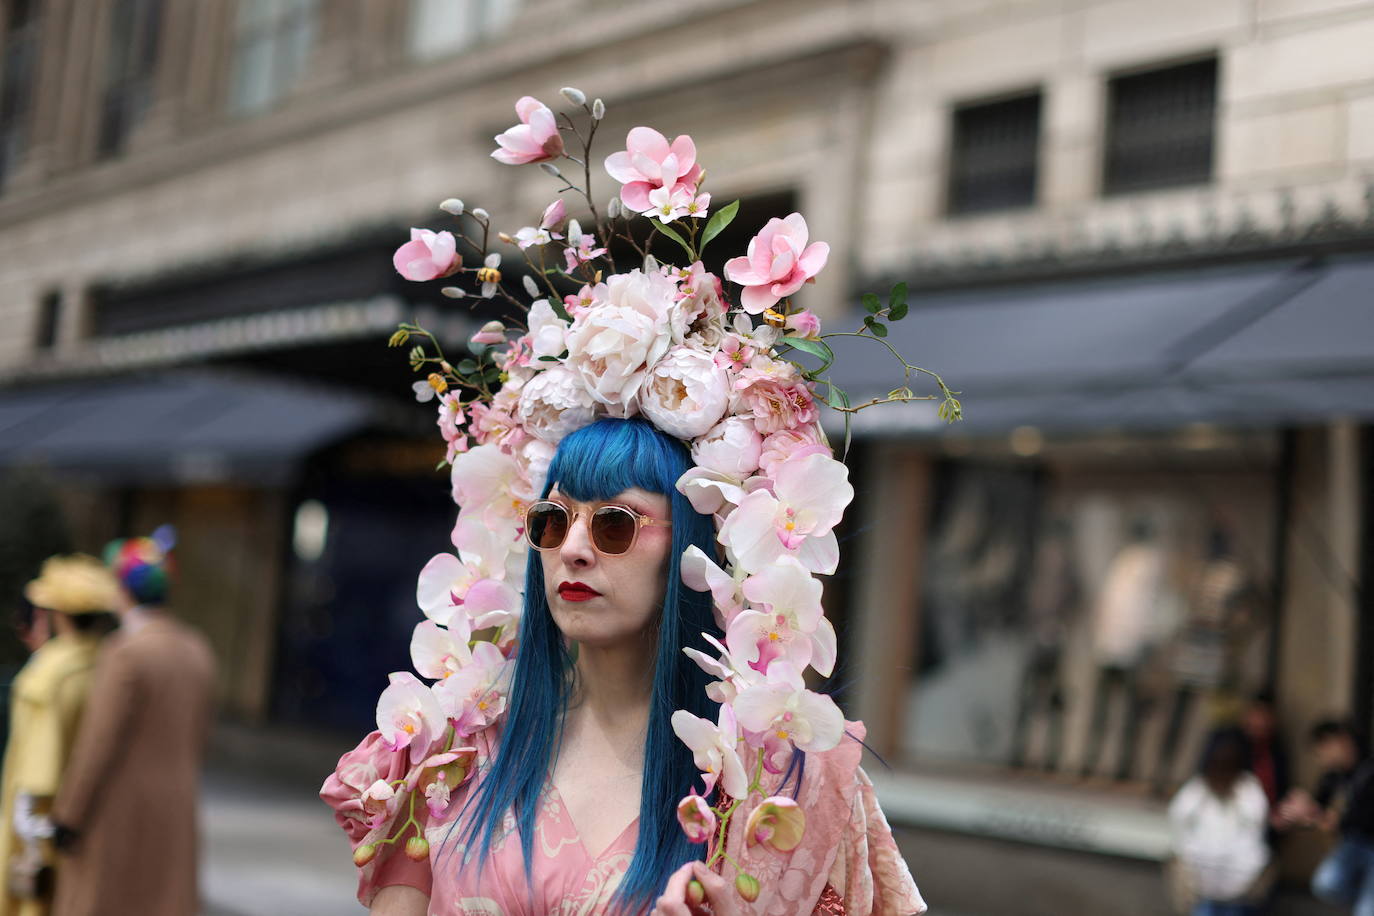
left=325, top=417, right=923, bottom=915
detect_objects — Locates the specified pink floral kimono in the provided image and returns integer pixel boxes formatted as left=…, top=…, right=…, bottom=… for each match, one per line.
left=321, top=721, right=925, bottom=915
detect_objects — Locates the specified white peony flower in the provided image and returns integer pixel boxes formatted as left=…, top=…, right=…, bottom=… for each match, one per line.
left=517, top=364, right=598, bottom=443
left=637, top=346, right=731, bottom=440
left=563, top=269, right=677, bottom=415
left=692, top=415, right=763, bottom=478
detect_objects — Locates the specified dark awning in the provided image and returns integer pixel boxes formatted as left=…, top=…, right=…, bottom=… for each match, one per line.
left=828, top=256, right=1374, bottom=437
left=0, top=370, right=381, bottom=485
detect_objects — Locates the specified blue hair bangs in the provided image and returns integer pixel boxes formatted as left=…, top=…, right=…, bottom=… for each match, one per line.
left=451, top=418, right=723, bottom=912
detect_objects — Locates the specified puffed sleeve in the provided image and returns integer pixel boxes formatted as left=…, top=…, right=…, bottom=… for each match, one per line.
left=723, top=721, right=926, bottom=916
left=320, top=730, right=433, bottom=906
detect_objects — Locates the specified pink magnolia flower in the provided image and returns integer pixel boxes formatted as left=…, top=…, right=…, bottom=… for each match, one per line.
left=677, top=794, right=717, bottom=844
left=717, top=452, right=853, bottom=575
left=393, top=228, right=461, bottom=282
left=433, top=641, right=511, bottom=737
left=784, top=310, right=822, bottom=339
left=604, top=127, right=704, bottom=215
left=734, top=363, right=819, bottom=435
left=470, top=320, right=508, bottom=346
left=744, top=797, right=806, bottom=852
left=376, top=672, right=446, bottom=764
left=671, top=705, right=748, bottom=799
left=491, top=96, right=565, bottom=165
left=733, top=661, right=844, bottom=754
left=514, top=199, right=567, bottom=249
left=723, top=214, right=830, bottom=314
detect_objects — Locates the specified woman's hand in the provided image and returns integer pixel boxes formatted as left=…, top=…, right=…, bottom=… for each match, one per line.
left=653, top=860, right=746, bottom=916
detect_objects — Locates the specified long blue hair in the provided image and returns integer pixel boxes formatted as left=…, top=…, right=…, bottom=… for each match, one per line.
left=455, top=417, right=722, bottom=911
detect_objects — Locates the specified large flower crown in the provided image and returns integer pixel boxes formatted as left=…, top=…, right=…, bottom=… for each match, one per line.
left=358, top=88, right=958, bottom=893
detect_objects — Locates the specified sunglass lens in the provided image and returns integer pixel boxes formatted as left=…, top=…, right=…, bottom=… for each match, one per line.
left=592, top=506, right=639, bottom=555
left=527, top=503, right=569, bottom=550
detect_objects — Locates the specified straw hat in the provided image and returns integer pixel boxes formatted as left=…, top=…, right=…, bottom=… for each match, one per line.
left=24, top=554, right=121, bottom=616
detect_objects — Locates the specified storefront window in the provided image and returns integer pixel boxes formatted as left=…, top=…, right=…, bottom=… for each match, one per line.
left=902, top=433, right=1277, bottom=793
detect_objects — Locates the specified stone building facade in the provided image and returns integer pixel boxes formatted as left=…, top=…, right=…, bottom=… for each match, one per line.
left=0, top=1, right=1371, bottom=909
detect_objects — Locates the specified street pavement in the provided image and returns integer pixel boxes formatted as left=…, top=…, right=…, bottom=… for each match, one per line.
left=201, top=766, right=362, bottom=916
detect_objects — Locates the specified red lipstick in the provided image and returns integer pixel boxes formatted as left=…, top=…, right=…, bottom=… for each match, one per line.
left=558, top=581, right=601, bottom=602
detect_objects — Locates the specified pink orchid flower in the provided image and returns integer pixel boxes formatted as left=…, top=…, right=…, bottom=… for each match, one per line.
left=432, top=641, right=511, bottom=737
left=723, top=214, right=830, bottom=314
left=671, top=705, right=748, bottom=799
left=603, top=127, right=703, bottom=215
left=677, top=794, right=717, bottom=844
left=393, top=228, right=461, bottom=282
left=359, top=779, right=397, bottom=828
left=680, top=544, right=747, bottom=627
left=376, top=672, right=445, bottom=764
left=491, top=96, right=565, bottom=165
left=733, top=661, right=844, bottom=755
left=409, top=618, right=474, bottom=680
left=744, top=797, right=806, bottom=852
left=415, top=519, right=519, bottom=630
left=728, top=557, right=836, bottom=677
left=717, top=453, right=853, bottom=575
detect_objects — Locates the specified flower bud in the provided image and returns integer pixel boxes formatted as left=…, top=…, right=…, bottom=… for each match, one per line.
left=441, top=286, right=466, bottom=299
left=440, top=198, right=465, bottom=216
left=734, top=873, right=760, bottom=902
left=591, top=98, right=605, bottom=121
left=687, top=879, right=705, bottom=906
left=540, top=162, right=562, bottom=178
left=498, top=231, right=515, bottom=244
left=566, top=219, right=583, bottom=245
left=388, top=329, right=409, bottom=348
left=522, top=275, right=540, bottom=297
left=404, top=836, right=430, bottom=862
left=607, top=197, right=623, bottom=219
left=559, top=86, right=586, bottom=106
left=471, top=207, right=490, bottom=222
left=352, top=843, right=378, bottom=867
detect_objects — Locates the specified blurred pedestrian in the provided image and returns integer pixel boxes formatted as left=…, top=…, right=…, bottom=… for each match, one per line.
left=1167, top=728, right=1273, bottom=916
left=1275, top=720, right=1374, bottom=916
left=50, top=528, right=216, bottom=916
left=1241, top=693, right=1291, bottom=813
left=0, top=556, right=119, bottom=916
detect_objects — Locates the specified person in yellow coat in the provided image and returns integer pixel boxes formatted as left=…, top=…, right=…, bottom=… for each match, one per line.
left=0, top=556, right=118, bottom=916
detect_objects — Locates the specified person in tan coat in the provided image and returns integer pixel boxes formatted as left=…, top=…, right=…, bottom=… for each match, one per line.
left=50, top=528, right=216, bottom=916
left=1, top=556, right=119, bottom=916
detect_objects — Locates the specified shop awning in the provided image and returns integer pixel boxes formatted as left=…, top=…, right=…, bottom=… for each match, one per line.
left=0, top=370, right=381, bottom=485
left=828, top=256, right=1374, bottom=436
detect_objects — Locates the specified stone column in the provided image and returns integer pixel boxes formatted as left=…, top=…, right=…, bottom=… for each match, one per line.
left=4, top=0, right=78, bottom=188
left=127, top=0, right=197, bottom=149
left=182, top=0, right=235, bottom=130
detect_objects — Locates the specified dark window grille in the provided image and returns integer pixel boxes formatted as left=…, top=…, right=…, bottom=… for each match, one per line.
left=97, top=0, right=163, bottom=159
left=947, top=91, right=1042, bottom=215
left=34, top=291, right=59, bottom=349
left=1103, top=58, right=1217, bottom=195
left=0, top=0, right=41, bottom=189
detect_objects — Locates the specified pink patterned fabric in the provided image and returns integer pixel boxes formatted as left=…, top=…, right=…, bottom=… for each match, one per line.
left=321, top=721, right=925, bottom=915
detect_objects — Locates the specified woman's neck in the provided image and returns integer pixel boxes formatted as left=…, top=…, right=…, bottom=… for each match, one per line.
left=570, top=638, right=654, bottom=735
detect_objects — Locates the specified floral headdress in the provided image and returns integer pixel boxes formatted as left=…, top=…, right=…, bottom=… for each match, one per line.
left=359, top=87, right=958, bottom=896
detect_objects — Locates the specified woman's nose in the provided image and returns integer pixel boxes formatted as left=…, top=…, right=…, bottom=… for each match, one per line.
left=559, top=512, right=597, bottom=567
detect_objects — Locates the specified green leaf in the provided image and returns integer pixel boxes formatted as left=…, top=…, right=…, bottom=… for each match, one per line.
left=435, top=459, right=449, bottom=472
left=822, top=382, right=847, bottom=410
left=784, top=337, right=835, bottom=371
left=889, top=301, right=909, bottom=321
left=888, top=281, right=908, bottom=310
left=651, top=222, right=695, bottom=261
left=870, top=323, right=888, bottom=339
left=457, top=359, right=478, bottom=374
left=698, top=200, right=740, bottom=254
left=862, top=293, right=882, bottom=314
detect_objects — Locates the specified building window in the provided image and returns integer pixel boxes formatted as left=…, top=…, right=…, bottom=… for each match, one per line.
left=946, top=91, right=1042, bottom=215
left=1103, top=57, right=1217, bottom=195
left=33, top=291, right=60, bottom=349
left=97, top=0, right=163, bottom=158
left=407, top=0, right=519, bottom=61
left=229, top=0, right=319, bottom=115
left=1, top=0, right=42, bottom=187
